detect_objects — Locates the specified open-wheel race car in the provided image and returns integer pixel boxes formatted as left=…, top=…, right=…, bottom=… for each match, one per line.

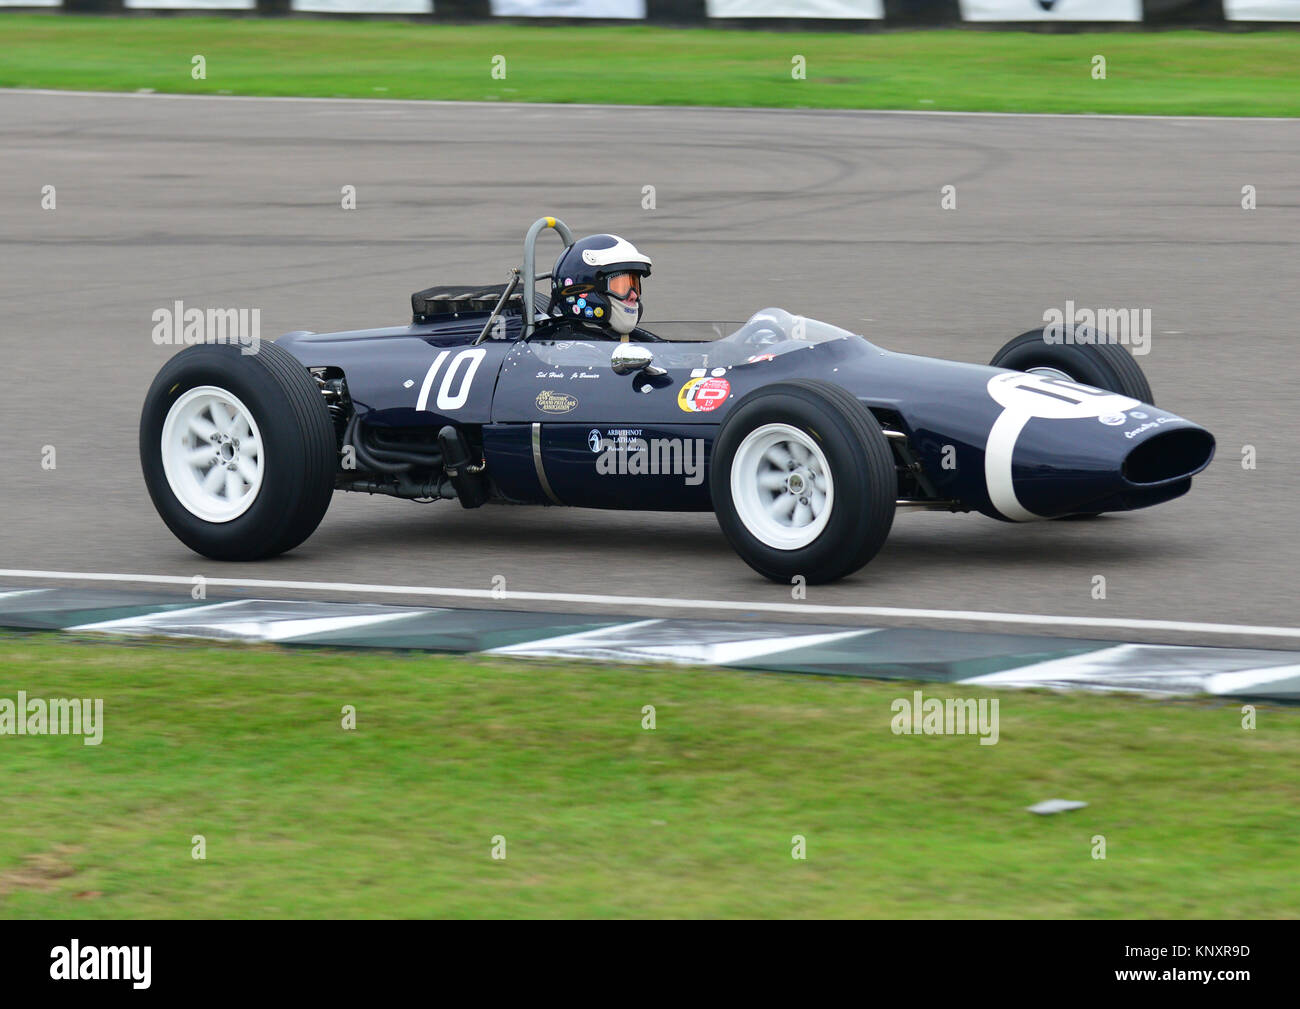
left=140, top=216, right=1216, bottom=583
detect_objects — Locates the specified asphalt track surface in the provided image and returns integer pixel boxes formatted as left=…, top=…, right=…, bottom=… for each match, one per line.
left=2, top=91, right=1298, bottom=648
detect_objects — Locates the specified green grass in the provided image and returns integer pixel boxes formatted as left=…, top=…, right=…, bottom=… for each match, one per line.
left=0, top=16, right=1298, bottom=115
left=0, top=632, right=1296, bottom=918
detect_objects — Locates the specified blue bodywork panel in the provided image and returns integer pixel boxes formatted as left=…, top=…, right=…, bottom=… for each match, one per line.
left=276, top=306, right=1214, bottom=521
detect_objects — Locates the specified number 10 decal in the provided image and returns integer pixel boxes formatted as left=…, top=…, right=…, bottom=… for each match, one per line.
left=416, top=348, right=487, bottom=413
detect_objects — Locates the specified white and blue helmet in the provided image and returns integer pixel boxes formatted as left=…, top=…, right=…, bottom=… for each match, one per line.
left=548, top=234, right=652, bottom=335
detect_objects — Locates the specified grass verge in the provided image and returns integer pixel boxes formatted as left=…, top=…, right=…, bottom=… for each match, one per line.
left=0, top=17, right=1299, bottom=116
left=1, top=631, right=1296, bottom=918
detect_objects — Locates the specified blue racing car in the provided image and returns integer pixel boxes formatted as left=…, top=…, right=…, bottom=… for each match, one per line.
left=139, top=216, right=1216, bottom=583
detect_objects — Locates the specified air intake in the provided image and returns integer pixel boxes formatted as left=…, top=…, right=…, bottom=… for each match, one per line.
left=1123, top=428, right=1216, bottom=485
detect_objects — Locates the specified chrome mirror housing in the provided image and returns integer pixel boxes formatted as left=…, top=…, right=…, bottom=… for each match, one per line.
left=611, top=343, right=656, bottom=376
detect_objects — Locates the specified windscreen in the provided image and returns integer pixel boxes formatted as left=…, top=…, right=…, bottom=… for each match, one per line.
left=651, top=308, right=858, bottom=350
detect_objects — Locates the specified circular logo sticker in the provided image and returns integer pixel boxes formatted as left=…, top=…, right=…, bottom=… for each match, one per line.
left=1098, top=413, right=1127, bottom=426
left=677, top=376, right=731, bottom=413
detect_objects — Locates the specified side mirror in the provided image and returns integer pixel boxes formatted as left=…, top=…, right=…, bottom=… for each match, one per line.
left=611, top=343, right=663, bottom=376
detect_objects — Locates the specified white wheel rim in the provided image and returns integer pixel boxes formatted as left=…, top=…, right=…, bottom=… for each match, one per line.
left=730, top=423, right=835, bottom=551
left=160, top=385, right=265, bottom=523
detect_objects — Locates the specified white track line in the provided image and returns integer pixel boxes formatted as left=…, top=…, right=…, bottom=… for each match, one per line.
left=2, top=88, right=1296, bottom=123
left=1, top=569, right=1298, bottom=641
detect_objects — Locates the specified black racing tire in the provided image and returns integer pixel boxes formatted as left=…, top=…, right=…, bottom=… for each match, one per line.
left=139, top=340, right=336, bottom=561
left=710, top=379, right=897, bottom=584
left=989, top=327, right=1154, bottom=405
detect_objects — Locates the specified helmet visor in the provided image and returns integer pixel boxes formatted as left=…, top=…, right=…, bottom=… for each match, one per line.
left=605, top=272, right=642, bottom=300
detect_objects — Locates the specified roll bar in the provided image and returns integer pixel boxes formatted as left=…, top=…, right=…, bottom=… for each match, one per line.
left=521, top=216, right=574, bottom=339
left=474, top=215, right=575, bottom=345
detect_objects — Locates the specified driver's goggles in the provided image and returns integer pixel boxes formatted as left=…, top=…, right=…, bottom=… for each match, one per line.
left=604, top=272, right=642, bottom=299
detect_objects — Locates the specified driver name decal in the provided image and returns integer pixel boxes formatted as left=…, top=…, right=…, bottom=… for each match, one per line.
left=677, top=376, right=730, bottom=414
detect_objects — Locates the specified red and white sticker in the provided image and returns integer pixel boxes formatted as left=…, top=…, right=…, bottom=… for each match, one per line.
left=677, top=376, right=731, bottom=413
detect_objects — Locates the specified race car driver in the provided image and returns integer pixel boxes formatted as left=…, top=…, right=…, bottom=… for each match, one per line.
left=542, top=234, right=653, bottom=341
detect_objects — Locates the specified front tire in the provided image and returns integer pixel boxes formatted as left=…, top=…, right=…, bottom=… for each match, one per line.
left=140, top=341, right=336, bottom=560
left=711, top=379, right=896, bottom=584
left=989, top=327, right=1154, bottom=404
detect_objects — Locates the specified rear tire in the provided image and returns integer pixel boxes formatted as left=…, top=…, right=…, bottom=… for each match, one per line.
left=140, top=341, right=336, bottom=560
left=989, top=327, right=1153, bottom=405
left=711, top=379, right=896, bottom=584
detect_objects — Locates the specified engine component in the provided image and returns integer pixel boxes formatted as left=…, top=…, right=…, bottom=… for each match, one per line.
left=438, top=425, right=489, bottom=508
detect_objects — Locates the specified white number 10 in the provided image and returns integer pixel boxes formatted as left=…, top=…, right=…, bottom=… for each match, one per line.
left=416, top=348, right=486, bottom=413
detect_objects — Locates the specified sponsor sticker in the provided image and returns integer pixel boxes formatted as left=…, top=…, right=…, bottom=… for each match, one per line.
left=589, top=427, right=644, bottom=452
left=746, top=353, right=776, bottom=364
left=536, top=390, right=578, bottom=414
left=677, top=376, right=731, bottom=414
left=1125, top=417, right=1178, bottom=440
left=1098, top=413, right=1127, bottom=426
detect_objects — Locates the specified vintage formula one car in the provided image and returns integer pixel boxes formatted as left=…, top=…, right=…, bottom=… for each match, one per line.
left=140, top=217, right=1215, bottom=583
